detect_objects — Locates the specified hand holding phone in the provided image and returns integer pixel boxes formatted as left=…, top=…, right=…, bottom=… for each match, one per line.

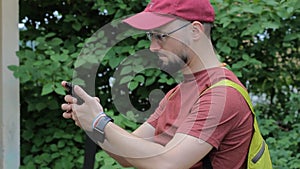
left=63, top=81, right=83, bottom=104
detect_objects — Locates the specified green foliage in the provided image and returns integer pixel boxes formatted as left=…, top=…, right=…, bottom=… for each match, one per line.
left=10, top=0, right=300, bottom=168
left=15, top=0, right=148, bottom=168
left=19, top=108, right=86, bottom=169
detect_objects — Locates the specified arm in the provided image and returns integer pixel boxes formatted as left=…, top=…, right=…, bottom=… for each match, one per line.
left=102, top=122, right=156, bottom=167
left=62, top=84, right=212, bottom=169
left=102, top=123, right=212, bottom=169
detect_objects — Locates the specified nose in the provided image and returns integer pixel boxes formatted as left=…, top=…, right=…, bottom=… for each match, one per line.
left=149, top=39, right=162, bottom=52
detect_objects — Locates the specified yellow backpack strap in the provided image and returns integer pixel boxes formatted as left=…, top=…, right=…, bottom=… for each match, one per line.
left=203, top=79, right=260, bottom=134
left=208, top=79, right=254, bottom=112
left=206, top=79, right=261, bottom=133
left=206, top=79, right=273, bottom=168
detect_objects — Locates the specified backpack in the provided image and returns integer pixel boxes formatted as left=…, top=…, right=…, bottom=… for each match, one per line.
left=202, top=79, right=273, bottom=169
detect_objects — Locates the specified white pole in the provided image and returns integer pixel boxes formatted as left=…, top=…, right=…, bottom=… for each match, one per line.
left=0, top=0, right=20, bottom=168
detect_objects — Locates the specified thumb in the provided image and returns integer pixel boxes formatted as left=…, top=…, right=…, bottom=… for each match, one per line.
left=74, top=85, right=91, bottom=102
left=94, top=97, right=100, bottom=103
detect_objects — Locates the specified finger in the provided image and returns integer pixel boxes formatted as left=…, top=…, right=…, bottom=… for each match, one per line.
left=74, top=85, right=91, bottom=102
left=61, top=81, right=67, bottom=87
left=61, top=103, right=72, bottom=111
left=64, top=95, right=77, bottom=104
left=94, top=97, right=100, bottom=103
left=62, top=112, right=73, bottom=119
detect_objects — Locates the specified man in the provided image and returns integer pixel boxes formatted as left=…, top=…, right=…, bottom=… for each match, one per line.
left=61, top=0, right=253, bottom=168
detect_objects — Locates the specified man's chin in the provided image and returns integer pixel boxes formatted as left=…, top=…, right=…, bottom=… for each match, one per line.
left=159, top=62, right=182, bottom=75
left=156, top=53, right=187, bottom=75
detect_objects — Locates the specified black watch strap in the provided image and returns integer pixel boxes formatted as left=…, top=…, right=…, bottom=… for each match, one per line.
left=93, top=115, right=113, bottom=143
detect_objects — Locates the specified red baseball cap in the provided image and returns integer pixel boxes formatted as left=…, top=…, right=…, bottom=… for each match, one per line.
left=123, top=0, right=215, bottom=30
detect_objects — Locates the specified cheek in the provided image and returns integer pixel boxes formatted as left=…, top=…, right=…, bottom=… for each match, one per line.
left=164, top=40, right=184, bottom=54
left=161, top=37, right=191, bottom=58
left=174, top=42, right=190, bottom=59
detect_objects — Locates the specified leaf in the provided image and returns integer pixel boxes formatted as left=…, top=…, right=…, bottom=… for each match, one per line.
left=263, top=0, right=278, bottom=6
left=243, top=5, right=263, bottom=14
left=36, top=102, right=47, bottom=111
left=137, top=40, right=150, bottom=48
left=22, top=161, right=36, bottom=169
left=96, top=30, right=105, bottom=39
left=103, top=158, right=115, bottom=165
left=47, top=99, right=59, bottom=110
left=133, top=64, right=144, bottom=73
left=262, top=21, right=280, bottom=30
left=41, top=83, right=54, bottom=96
left=74, top=134, right=83, bottom=142
left=86, top=36, right=98, bottom=43
left=120, top=65, right=133, bottom=75
left=45, top=50, right=55, bottom=55
left=74, top=58, right=86, bottom=68
left=72, top=21, right=82, bottom=31
left=71, top=78, right=85, bottom=86
left=166, top=78, right=175, bottom=85
left=22, top=130, right=34, bottom=141
left=45, top=32, right=56, bottom=38
left=276, top=9, right=289, bottom=19
left=60, top=54, right=69, bottom=62
left=134, top=75, right=145, bottom=83
left=54, top=85, right=66, bottom=96
left=145, top=69, right=155, bottom=77
left=50, top=54, right=62, bottom=62
left=24, top=49, right=36, bottom=58
left=49, top=37, right=63, bottom=46
left=284, top=33, right=300, bottom=41
left=145, top=77, right=156, bottom=86
left=57, top=140, right=65, bottom=148
left=7, top=65, right=18, bottom=71
left=50, top=144, right=58, bottom=151
left=128, top=81, right=139, bottom=91
left=220, top=45, right=231, bottom=54
left=119, top=75, right=132, bottom=84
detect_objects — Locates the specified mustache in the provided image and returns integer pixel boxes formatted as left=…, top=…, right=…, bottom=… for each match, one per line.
left=154, top=52, right=188, bottom=64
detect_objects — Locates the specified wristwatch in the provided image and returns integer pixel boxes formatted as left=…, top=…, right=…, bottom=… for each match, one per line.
left=93, top=115, right=113, bottom=143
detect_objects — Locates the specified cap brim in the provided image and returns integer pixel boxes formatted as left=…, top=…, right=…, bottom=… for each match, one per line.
left=123, top=12, right=176, bottom=30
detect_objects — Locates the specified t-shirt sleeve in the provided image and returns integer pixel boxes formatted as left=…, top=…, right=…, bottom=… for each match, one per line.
left=177, top=86, right=246, bottom=149
left=146, top=97, right=166, bottom=127
left=146, top=86, right=179, bottom=127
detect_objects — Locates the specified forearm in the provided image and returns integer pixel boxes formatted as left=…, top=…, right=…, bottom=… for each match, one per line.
left=98, top=122, right=172, bottom=169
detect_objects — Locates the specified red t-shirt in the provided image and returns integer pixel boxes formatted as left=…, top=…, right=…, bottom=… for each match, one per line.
left=147, top=67, right=253, bottom=169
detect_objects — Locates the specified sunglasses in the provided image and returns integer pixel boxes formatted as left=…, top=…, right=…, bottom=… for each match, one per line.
left=146, top=22, right=191, bottom=42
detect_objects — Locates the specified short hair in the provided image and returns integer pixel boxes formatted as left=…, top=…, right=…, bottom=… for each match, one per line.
left=202, top=22, right=213, bottom=39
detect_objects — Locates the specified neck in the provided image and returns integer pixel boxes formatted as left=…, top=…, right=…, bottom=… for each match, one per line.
left=181, top=44, right=222, bottom=75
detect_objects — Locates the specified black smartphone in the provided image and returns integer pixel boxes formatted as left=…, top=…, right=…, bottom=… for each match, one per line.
left=64, top=82, right=83, bottom=104
left=65, top=82, right=74, bottom=95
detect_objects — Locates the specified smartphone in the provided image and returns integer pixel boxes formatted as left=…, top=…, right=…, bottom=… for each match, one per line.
left=64, top=82, right=83, bottom=104
left=65, top=82, right=74, bottom=95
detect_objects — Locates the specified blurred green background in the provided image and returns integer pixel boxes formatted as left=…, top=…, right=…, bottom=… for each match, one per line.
left=9, top=0, right=300, bottom=168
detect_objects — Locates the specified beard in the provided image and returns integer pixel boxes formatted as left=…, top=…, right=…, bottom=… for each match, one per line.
left=158, top=53, right=188, bottom=75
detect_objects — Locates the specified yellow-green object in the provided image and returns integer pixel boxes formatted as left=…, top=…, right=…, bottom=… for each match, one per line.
left=207, top=79, right=273, bottom=169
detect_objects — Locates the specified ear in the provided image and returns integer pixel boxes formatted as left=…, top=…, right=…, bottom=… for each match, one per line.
left=191, top=21, right=204, bottom=40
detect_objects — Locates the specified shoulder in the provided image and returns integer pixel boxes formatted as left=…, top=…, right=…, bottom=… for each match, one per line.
left=200, top=84, right=249, bottom=112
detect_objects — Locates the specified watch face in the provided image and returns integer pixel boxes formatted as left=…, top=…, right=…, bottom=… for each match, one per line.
left=92, top=116, right=113, bottom=143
